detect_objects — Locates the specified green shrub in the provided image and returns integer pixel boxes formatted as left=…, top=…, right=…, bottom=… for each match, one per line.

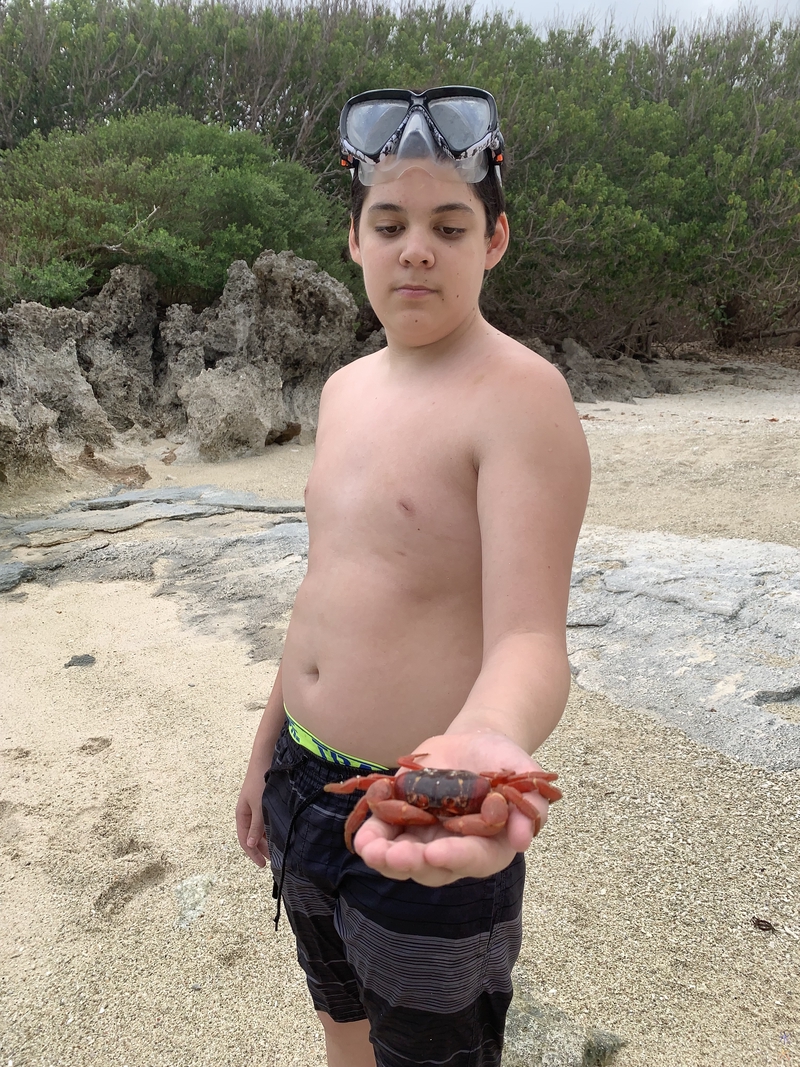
left=0, top=110, right=355, bottom=307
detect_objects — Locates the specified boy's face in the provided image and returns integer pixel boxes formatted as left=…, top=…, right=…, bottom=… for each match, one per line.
left=349, top=168, right=509, bottom=350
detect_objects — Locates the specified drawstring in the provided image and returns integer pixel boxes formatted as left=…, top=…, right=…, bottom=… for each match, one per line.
left=273, top=784, right=327, bottom=930
left=268, top=744, right=365, bottom=930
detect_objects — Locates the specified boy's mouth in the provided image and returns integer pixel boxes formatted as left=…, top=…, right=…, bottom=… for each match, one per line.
left=396, top=284, right=436, bottom=298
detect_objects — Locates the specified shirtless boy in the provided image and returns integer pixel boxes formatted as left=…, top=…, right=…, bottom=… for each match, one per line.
left=236, top=87, right=590, bottom=1067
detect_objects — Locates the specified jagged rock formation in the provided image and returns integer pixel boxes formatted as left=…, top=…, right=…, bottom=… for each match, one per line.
left=2, top=252, right=786, bottom=488
left=0, top=251, right=359, bottom=484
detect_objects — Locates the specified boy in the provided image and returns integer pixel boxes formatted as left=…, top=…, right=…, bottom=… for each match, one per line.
left=236, top=87, right=590, bottom=1067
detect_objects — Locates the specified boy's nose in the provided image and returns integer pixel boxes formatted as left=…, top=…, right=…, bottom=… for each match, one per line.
left=399, top=230, right=434, bottom=268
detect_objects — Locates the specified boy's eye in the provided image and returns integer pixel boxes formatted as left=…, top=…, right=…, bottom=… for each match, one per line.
left=439, top=226, right=466, bottom=237
left=375, top=224, right=403, bottom=236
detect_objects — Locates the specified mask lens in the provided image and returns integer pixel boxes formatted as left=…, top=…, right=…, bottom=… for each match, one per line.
left=428, top=97, right=492, bottom=152
left=346, top=100, right=409, bottom=156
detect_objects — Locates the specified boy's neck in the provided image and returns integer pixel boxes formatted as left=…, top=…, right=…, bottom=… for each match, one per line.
left=383, top=307, right=493, bottom=375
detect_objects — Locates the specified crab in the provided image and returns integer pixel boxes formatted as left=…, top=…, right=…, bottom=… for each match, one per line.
left=323, top=753, right=562, bottom=852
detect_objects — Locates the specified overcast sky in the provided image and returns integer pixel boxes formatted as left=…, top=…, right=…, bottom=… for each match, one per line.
left=474, top=0, right=795, bottom=34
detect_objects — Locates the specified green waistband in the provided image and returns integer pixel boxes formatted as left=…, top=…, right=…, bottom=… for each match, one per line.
left=284, top=707, right=389, bottom=774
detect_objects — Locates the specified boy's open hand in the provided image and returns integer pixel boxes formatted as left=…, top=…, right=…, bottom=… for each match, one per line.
left=353, top=730, right=551, bottom=887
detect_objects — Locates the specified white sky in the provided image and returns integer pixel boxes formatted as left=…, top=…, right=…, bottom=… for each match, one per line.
left=475, top=0, right=795, bottom=34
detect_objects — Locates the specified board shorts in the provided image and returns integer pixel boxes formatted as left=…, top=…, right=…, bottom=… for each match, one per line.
left=262, top=719, right=525, bottom=1067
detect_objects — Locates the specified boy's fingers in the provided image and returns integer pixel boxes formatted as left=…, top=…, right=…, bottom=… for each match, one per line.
left=423, top=834, right=514, bottom=880
left=235, top=803, right=269, bottom=866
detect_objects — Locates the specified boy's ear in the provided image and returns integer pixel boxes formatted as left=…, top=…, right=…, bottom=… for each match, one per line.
left=348, top=218, right=362, bottom=266
left=484, top=213, right=510, bottom=271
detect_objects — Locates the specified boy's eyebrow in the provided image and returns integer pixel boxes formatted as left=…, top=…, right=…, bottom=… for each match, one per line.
left=431, top=202, right=476, bottom=216
left=366, top=201, right=476, bottom=216
left=367, top=202, right=405, bottom=214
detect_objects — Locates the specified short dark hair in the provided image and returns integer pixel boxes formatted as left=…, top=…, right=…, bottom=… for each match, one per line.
left=350, top=154, right=506, bottom=242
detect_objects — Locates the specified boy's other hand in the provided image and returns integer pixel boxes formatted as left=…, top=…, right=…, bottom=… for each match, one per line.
left=353, top=730, right=551, bottom=887
left=235, top=778, right=270, bottom=868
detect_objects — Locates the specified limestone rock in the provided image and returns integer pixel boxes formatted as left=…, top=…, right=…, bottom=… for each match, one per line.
left=0, top=301, right=115, bottom=482
left=250, top=250, right=358, bottom=430
left=0, top=397, right=60, bottom=483
left=558, top=339, right=655, bottom=404
left=161, top=251, right=358, bottom=455
left=154, top=303, right=205, bottom=431
left=79, top=264, right=159, bottom=431
left=179, top=362, right=285, bottom=460
left=0, top=252, right=359, bottom=481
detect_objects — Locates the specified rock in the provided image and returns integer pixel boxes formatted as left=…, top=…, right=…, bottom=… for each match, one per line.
left=79, top=265, right=159, bottom=431
left=179, top=362, right=284, bottom=460
left=560, top=339, right=596, bottom=375
left=0, top=561, right=35, bottom=592
left=14, top=501, right=231, bottom=535
left=564, top=370, right=597, bottom=404
left=82, top=486, right=304, bottom=513
left=250, top=250, right=358, bottom=434
left=159, top=251, right=359, bottom=456
left=0, top=302, right=115, bottom=482
left=648, top=374, right=683, bottom=394
left=568, top=528, right=800, bottom=771
left=154, top=303, right=205, bottom=430
left=358, top=327, right=387, bottom=358
left=64, top=654, right=96, bottom=667
left=1, top=253, right=359, bottom=482
left=77, top=444, right=151, bottom=488
left=0, top=267, right=158, bottom=484
left=0, top=397, right=60, bottom=483
left=558, top=340, right=655, bottom=403
left=504, top=981, right=626, bottom=1066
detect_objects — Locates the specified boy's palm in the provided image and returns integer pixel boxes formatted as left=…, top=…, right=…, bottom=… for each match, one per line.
left=353, top=730, right=550, bottom=887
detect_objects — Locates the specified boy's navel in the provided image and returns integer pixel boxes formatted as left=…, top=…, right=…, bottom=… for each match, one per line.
left=398, top=499, right=415, bottom=515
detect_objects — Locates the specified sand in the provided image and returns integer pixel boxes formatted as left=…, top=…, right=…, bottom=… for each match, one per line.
left=1, top=372, right=799, bottom=1066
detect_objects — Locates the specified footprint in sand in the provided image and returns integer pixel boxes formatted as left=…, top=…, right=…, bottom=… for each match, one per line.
left=78, top=736, right=112, bottom=755
left=93, top=856, right=170, bottom=918
left=1, top=747, right=31, bottom=760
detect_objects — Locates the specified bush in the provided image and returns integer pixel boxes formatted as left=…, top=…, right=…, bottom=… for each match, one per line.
left=0, top=110, right=355, bottom=308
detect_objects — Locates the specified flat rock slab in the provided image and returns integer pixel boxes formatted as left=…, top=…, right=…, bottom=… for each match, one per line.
left=13, top=502, right=232, bottom=535
left=80, top=487, right=305, bottom=513
left=569, top=528, right=800, bottom=772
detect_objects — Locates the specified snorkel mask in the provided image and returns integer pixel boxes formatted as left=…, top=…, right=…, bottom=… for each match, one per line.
left=339, top=86, right=504, bottom=186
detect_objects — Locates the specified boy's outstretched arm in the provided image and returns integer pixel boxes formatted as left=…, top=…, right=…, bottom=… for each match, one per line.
left=355, top=357, right=590, bottom=885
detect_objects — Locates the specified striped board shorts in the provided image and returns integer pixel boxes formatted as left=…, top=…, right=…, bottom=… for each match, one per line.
left=262, top=719, right=525, bottom=1067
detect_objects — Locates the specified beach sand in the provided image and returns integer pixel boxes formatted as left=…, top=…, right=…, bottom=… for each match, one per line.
left=1, top=374, right=799, bottom=1066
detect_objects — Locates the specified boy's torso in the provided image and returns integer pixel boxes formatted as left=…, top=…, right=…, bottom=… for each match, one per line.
left=281, top=339, right=538, bottom=766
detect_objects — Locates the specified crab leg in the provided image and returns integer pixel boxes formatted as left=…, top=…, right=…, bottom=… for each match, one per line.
left=512, top=778, right=563, bottom=803
left=342, top=795, right=373, bottom=853
left=324, top=772, right=392, bottom=795
left=501, top=785, right=543, bottom=836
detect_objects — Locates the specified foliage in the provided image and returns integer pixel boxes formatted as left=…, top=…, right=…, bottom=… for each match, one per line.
left=0, top=110, right=354, bottom=306
left=0, top=0, right=799, bottom=346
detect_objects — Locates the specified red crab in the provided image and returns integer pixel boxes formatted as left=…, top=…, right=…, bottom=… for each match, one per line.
left=324, top=754, right=562, bottom=853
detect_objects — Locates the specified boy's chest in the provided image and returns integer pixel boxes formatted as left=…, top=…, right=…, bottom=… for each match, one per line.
left=305, top=387, right=480, bottom=559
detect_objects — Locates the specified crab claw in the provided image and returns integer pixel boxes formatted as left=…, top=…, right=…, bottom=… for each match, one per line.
left=444, top=792, right=508, bottom=836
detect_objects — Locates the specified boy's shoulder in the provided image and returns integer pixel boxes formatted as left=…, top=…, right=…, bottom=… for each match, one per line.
left=323, top=334, right=569, bottom=402
left=475, top=332, right=572, bottom=398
